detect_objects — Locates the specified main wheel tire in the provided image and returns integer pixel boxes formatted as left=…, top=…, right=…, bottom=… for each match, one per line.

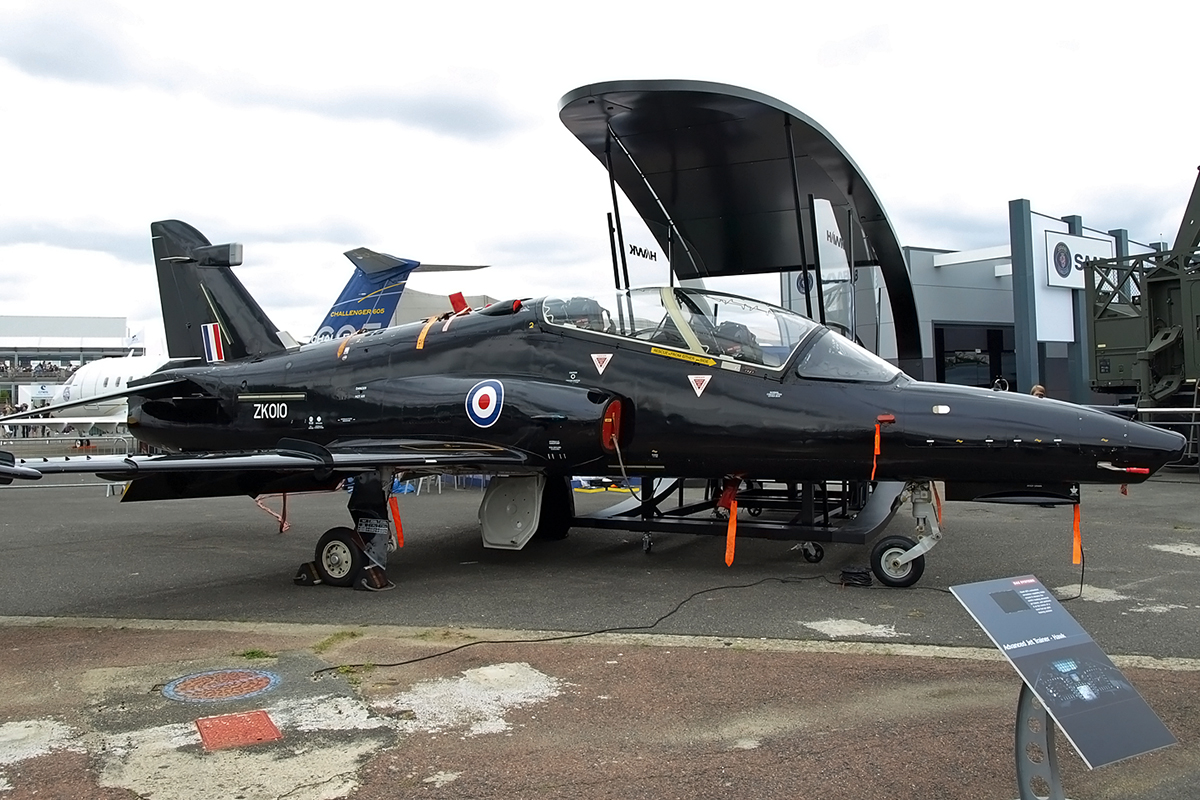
left=315, top=527, right=362, bottom=587
left=870, top=535, right=925, bottom=588
left=532, top=476, right=573, bottom=541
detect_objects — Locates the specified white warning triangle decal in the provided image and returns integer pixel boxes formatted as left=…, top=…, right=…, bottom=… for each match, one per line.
left=688, top=375, right=712, bottom=397
left=591, top=353, right=613, bottom=375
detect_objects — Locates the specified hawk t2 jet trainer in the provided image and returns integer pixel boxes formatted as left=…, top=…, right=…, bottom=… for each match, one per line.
left=0, top=219, right=1185, bottom=590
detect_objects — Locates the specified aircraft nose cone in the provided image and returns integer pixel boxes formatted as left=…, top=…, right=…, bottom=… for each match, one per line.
left=1120, top=416, right=1188, bottom=470
left=898, top=382, right=1187, bottom=483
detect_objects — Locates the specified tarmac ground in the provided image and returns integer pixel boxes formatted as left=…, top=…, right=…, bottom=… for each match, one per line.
left=1, top=472, right=1199, bottom=799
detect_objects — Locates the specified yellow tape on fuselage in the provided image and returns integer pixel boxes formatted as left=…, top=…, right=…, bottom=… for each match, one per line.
left=415, top=317, right=438, bottom=350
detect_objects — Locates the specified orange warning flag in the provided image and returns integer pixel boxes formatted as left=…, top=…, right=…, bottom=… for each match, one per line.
left=389, top=496, right=405, bottom=548
left=1072, top=504, right=1082, bottom=565
left=870, top=423, right=881, bottom=481
left=725, top=499, right=738, bottom=566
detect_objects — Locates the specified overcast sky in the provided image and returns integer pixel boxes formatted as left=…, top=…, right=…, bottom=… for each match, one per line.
left=1, top=1, right=1197, bottom=351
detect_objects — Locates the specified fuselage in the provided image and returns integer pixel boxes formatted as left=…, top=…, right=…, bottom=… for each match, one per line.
left=126, top=293, right=1185, bottom=487
left=52, top=354, right=170, bottom=418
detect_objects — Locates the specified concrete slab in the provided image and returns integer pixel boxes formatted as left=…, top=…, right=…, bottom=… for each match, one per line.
left=0, top=621, right=1195, bottom=799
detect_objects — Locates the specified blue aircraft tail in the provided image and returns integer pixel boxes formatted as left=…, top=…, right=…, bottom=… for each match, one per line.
left=313, top=249, right=422, bottom=341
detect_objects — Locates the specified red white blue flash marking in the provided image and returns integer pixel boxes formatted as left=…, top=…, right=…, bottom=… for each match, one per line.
left=202, top=322, right=224, bottom=363
left=465, top=379, right=504, bottom=427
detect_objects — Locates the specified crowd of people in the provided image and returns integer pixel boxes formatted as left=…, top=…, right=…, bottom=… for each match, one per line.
left=1, top=402, right=33, bottom=438
left=0, top=361, right=78, bottom=379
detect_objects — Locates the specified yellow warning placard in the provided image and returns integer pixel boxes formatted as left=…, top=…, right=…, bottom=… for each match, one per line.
left=650, top=347, right=716, bottom=367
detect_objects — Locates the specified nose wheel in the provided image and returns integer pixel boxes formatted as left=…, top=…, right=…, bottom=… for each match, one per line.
left=870, top=535, right=925, bottom=588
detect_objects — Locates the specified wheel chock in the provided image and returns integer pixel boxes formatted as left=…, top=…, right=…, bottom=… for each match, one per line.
left=293, top=561, right=323, bottom=586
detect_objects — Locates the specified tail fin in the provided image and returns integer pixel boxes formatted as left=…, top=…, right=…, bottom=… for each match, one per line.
left=314, top=249, right=423, bottom=341
left=314, top=248, right=489, bottom=341
left=151, top=220, right=287, bottom=361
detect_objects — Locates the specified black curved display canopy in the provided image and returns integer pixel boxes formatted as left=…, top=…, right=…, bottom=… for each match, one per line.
left=558, top=79, right=921, bottom=367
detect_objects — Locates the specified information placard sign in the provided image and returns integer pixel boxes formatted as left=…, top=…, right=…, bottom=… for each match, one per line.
left=951, top=575, right=1174, bottom=768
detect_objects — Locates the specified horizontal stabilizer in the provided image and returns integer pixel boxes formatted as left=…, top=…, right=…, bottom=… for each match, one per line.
left=0, top=378, right=184, bottom=422
left=343, top=248, right=488, bottom=275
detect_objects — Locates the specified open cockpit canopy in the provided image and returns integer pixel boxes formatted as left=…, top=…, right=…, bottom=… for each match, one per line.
left=542, top=287, right=900, bottom=383
left=558, top=79, right=922, bottom=372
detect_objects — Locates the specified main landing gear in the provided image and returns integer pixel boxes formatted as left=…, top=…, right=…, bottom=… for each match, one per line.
left=295, top=470, right=396, bottom=591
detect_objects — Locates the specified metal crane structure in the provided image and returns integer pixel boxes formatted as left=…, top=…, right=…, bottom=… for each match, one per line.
left=1087, top=168, right=1200, bottom=406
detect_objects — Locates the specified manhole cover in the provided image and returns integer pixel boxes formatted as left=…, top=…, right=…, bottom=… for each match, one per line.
left=163, top=669, right=281, bottom=703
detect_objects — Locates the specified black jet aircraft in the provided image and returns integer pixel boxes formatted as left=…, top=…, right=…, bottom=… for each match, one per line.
left=0, top=219, right=1186, bottom=590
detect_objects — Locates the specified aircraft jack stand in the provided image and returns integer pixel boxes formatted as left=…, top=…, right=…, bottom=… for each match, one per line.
left=1014, top=682, right=1067, bottom=800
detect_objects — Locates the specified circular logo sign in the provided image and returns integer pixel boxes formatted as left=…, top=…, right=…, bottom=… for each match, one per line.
left=1052, top=242, right=1072, bottom=279
left=466, top=379, right=504, bottom=428
left=796, top=272, right=814, bottom=295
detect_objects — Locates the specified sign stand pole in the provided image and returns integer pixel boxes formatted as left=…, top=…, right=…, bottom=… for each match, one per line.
left=1015, top=682, right=1067, bottom=800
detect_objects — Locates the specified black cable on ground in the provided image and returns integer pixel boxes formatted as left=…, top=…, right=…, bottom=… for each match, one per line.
left=313, top=541, right=1092, bottom=679
left=1059, top=545, right=1086, bottom=602
left=312, top=574, right=828, bottom=678
left=836, top=566, right=873, bottom=588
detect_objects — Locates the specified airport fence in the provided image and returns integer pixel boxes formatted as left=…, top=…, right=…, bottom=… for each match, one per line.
left=0, top=435, right=135, bottom=459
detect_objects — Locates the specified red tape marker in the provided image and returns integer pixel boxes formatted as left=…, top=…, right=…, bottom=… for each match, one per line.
left=389, top=496, right=404, bottom=548
left=725, top=499, right=737, bottom=566
left=870, top=423, right=881, bottom=481
left=1072, top=504, right=1082, bottom=565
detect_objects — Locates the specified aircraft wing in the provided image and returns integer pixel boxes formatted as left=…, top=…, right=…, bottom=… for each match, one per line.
left=3, top=417, right=128, bottom=428
left=0, top=437, right=527, bottom=483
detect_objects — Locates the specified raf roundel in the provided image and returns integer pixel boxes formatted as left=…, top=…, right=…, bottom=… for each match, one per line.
left=466, top=379, right=504, bottom=428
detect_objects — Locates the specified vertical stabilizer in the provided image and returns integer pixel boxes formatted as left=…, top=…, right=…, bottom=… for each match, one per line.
left=151, top=220, right=287, bottom=361
left=314, top=249, right=489, bottom=340
left=313, top=249, right=423, bottom=341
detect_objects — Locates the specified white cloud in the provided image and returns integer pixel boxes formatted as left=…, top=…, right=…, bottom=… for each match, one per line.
left=0, top=0, right=1197, bottom=337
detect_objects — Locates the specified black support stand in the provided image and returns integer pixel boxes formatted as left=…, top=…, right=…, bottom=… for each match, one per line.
left=1015, top=682, right=1067, bottom=800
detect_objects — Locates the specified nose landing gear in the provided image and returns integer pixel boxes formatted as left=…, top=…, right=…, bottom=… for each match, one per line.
left=869, top=481, right=942, bottom=588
